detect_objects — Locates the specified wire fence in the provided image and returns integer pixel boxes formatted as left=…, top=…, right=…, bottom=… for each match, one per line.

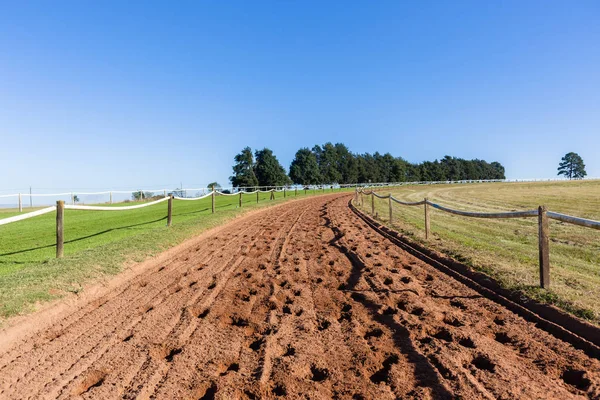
left=355, top=187, right=600, bottom=289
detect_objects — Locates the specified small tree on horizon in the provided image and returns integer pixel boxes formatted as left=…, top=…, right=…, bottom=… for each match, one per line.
left=557, top=152, right=586, bottom=180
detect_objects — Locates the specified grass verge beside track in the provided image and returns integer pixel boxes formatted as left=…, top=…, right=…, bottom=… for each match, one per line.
left=356, top=180, right=600, bottom=324
left=0, top=189, right=346, bottom=320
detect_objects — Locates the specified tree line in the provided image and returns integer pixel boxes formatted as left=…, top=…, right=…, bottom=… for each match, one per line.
left=230, top=143, right=505, bottom=188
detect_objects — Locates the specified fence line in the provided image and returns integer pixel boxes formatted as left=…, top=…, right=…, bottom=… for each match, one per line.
left=4, top=178, right=599, bottom=206
left=0, top=187, right=348, bottom=260
left=355, top=188, right=600, bottom=289
left=64, top=197, right=171, bottom=211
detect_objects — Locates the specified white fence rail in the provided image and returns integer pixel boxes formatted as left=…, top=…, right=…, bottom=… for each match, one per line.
left=0, top=187, right=344, bottom=259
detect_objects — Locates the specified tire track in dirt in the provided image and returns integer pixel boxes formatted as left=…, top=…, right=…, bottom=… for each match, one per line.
left=0, top=194, right=599, bottom=399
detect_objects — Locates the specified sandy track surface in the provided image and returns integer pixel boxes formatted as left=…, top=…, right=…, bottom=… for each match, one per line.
left=0, top=194, right=598, bottom=399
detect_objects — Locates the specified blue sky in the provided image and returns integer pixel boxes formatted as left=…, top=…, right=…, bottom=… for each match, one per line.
left=1, top=1, right=599, bottom=193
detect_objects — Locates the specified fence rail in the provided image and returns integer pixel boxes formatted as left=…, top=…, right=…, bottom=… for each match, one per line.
left=355, top=188, right=600, bottom=289
left=0, top=187, right=346, bottom=259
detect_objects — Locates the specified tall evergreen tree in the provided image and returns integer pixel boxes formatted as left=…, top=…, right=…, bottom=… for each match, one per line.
left=318, top=142, right=342, bottom=184
left=334, top=143, right=358, bottom=184
left=289, top=148, right=321, bottom=185
left=229, top=147, right=259, bottom=189
left=557, top=152, right=587, bottom=179
left=254, top=148, right=292, bottom=186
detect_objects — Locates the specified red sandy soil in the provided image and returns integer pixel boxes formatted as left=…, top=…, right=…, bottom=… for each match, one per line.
left=0, top=194, right=598, bottom=399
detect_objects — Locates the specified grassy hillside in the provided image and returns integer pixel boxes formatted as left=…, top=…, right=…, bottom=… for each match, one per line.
left=356, top=180, right=600, bottom=324
left=0, top=189, right=340, bottom=319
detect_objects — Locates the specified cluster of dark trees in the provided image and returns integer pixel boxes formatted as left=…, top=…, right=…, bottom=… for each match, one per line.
left=230, top=143, right=506, bottom=188
left=230, top=147, right=291, bottom=188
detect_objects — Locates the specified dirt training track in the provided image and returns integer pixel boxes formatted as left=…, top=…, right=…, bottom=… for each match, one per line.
left=1, top=194, right=599, bottom=399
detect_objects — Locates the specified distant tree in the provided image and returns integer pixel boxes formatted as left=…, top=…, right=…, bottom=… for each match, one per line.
left=254, top=148, right=291, bottom=186
left=289, top=148, right=321, bottom=185
left=557, top=152, right=586, bottom=180
left=208, top=182, right=221, bottom=190
left=132, top=191, right=153, bottom=201
left=73, top=195, right=80, bottom=203
left=229, top=147, right=259, bottom=189
left=172, top=188, right=185, bottom=197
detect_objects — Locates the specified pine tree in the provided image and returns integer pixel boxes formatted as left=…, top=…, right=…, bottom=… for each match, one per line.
left=229, top=147, right=259, bottom=189
left=557, top=152, right=587, bottom=179
left=290, top=148, right=321, bottom=185
left=254, top=148, right=291, bottom=186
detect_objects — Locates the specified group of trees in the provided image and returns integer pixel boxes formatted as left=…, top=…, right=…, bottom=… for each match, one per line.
left=229, top=147, right=291, bottom=189
left=230, top=143, right=506, bottom=188
left=289, top=144, right=506, bottom=185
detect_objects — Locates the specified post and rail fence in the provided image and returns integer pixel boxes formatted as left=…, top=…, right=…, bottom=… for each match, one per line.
left=355, top=188, right=600, bottom=289
left=3, top=181, right=600, bottom=270
left=1, top=186, right=345, bottom=260
left=4, top=177, right=600, bottom=211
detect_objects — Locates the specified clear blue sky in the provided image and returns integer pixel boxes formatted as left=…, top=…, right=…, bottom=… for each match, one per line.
left=1, top=1, right=599, bottom=193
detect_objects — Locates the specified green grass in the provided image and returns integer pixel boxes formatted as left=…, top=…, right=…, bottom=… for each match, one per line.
left=356, top=180, right=600, bottom=324
left=0, top=188, right=346, bottom=321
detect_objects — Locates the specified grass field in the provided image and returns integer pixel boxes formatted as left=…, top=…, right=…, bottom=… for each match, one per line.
left=356, top=180, right=600, bottom=324
left=0, top=188, right=342, bottom=320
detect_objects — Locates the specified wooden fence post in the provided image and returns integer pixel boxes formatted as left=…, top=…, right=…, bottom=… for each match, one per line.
left=284, top=188, right=286, bottom=198
left=424, top=198, right=430, bottom=239
left=388, top=195, right=393, bottom=224
left=295, top=187, right=297, bottom=196
left=371, top=192, right=375, bottom=215
left=211, top=187, right=215, bottom=214
left=239, top=192, right=243, bottom=208
left=304, top=188, right=307, bottom=196
left=270, top=190, right=275, bottom=201
left=538, top=206, right=550, bottom=288
left=56, top=201, right=64, bottom=258
left=71, top=193, right=75, bottom=205
left=18, top=193, right=22, bottom=212
left=167, top=195, right=173, bottom=226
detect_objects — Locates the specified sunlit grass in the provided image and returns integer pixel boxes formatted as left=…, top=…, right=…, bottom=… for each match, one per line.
left=0, top=188, right=346, bottom=320
left=356, top=180, right=600, bottom=323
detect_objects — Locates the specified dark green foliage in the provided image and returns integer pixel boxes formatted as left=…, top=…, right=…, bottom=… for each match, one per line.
left=254, top=148, right=292, bottom=186
left=290, top=148, right=321, bottom=185
left=232, top=144, right=505, bottom=186
left=557, top=152, right=586, bottom=180
left=230, top=147, right=259, bottom=189
left=315, top=143, right=342, bottom=184
left=334, top=143, right=359, bottom=184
